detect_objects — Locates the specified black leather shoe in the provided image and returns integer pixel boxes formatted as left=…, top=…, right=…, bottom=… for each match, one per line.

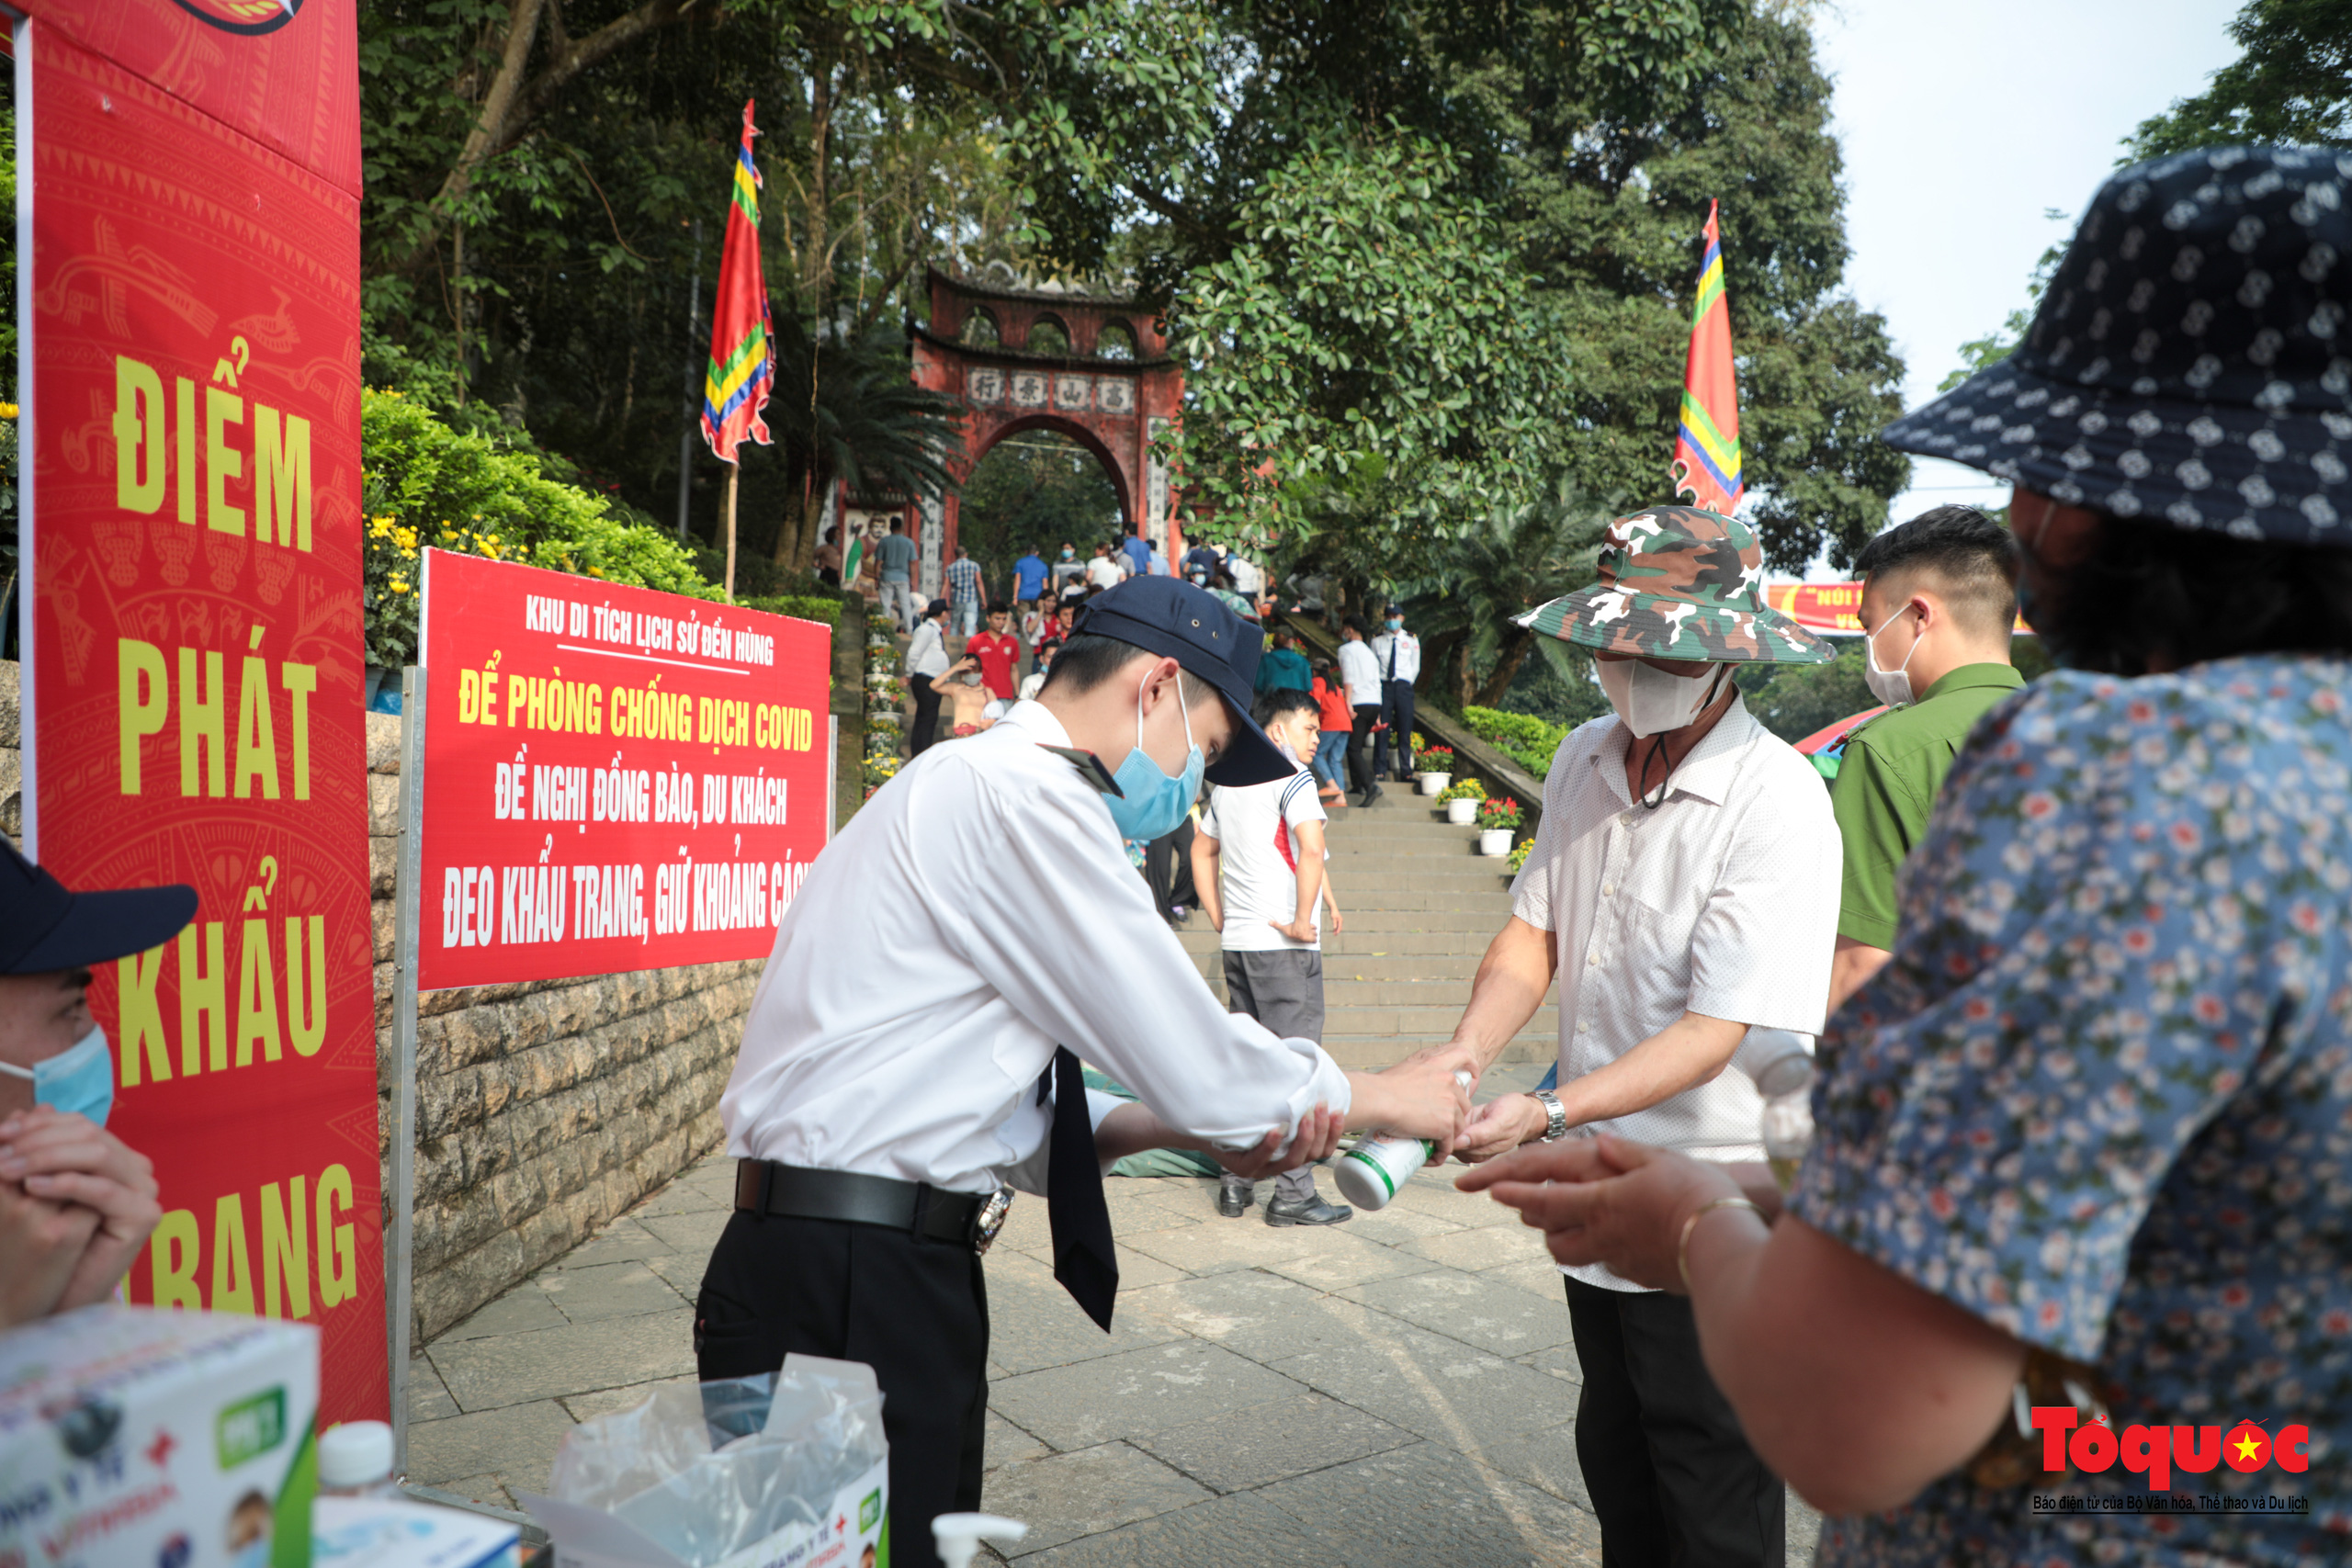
left=1264, top=1193, right=1353, bottom=1226
left=1216, top=1179, right=1250, bottom=1218
left=1358, top=784, right=1385, bottom=808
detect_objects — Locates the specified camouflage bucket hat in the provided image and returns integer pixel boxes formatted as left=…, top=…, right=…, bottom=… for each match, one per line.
left=1518, top=505, right=1833, bottom=664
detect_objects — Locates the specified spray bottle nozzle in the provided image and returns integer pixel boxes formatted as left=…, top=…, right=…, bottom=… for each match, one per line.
left=933, top=1512, right=1030, bottom=1568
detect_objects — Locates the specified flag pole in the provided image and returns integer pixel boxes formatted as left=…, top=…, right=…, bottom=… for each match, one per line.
left=723, top=463, right=740, bottom=604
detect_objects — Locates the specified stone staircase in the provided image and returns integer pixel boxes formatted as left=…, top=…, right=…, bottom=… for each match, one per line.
left=1180, top=785, right=1557, bottom=1069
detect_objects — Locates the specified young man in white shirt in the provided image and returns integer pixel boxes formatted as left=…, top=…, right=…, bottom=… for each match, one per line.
left=1334, top=616, right=1385, bottom=807
left=700, top=578, right=1470, bottom=1551
left=1192, top=689, right=1349, bottom=1225
left=1437, top=506, right=1842, bottom=1568
left=1084, top=542, right=1125, bottom=592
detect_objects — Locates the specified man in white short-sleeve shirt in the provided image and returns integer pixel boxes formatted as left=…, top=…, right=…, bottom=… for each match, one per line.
left=1436, top=506, right=1841, bottom=1568
left=1193, top=688, right=1351, bottom=1226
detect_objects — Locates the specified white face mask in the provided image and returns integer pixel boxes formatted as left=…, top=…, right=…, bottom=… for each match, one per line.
left=1597, top=658, right=1725, bottom=738
left=1862, top=610, right=1921, bottom=708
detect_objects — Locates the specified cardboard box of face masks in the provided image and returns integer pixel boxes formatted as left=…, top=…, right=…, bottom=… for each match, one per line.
left=0, top=1304, right=320, bottom=1568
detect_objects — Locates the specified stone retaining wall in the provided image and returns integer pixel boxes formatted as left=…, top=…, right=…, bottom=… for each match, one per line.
left=364, top=713, right=759, bottom=1342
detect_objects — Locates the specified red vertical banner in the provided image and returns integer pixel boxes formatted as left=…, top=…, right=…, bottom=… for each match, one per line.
left=415, top=552, right=832, bottom=991
left=17, top=3, right=381, bottom=1419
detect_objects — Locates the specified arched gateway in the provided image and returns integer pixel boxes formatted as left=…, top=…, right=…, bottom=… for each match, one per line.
left=909, top=266, right=1184, bottom=598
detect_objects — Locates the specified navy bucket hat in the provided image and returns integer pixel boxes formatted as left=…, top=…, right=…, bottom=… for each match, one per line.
left=1882, top=145, right=2352, bottom=545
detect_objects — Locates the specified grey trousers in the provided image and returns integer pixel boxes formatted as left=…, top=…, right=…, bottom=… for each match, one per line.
left=1222, top=949, right=1326, bottom=1204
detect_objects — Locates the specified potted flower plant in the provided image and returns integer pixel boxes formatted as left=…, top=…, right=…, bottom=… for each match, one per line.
left=1476, top=796, right=1522, bottom=856
left=1415, top=743, right=1455, bottom=794
left=1437, top=777, right=1487, bottom=825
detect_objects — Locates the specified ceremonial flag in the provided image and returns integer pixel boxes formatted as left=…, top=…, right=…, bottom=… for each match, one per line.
left=1671, top=199, right=1743, bottom=515
left=702, top=101, right=775, bottom=464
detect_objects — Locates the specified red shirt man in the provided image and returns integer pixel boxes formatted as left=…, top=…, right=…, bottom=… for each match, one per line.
left=966, top=606, right=1022, bottom=701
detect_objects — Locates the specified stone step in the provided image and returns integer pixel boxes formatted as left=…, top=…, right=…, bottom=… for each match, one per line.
left=1174, top=925, right=1498, bottom=956
left=1324, top=1034, right=1555, bottom=1069
left=1170, top=907, right=1505, bottom=944
left=1320, top=867, right=1516, bottom=892
left=1182, top=950, right=1484, bottom=981
left=1327, top=1004, right=1558, bottom=1037
left=1318, top=838, right=1491, bottom=858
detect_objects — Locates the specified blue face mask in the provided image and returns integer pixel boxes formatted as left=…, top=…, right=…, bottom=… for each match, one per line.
left=1105, top=680, right=1204, bottom=842
left=1386, top=617, right=1403, bottom=631
left=0, top=1025, right=115, bottom=1127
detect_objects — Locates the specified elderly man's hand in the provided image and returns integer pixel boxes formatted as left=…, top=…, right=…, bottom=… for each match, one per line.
left=1451, top=1093, right=1550, bottom=1164
left=1456, top=1134, right=1744, bottom=1292
left=0, top=1107, right=163, bottom=1312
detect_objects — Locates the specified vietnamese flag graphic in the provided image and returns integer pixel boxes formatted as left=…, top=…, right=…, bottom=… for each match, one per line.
left=1671, top=199, right=1743, bottom=516
left=702, top=100, right=775, bottom=465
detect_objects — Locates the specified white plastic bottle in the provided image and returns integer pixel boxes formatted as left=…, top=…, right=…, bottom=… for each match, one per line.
left=934, top=1513, right=1029, bottom=1568
left=316, top=1419, right=398, bottom=1499
left=1333, top=1070, right=1476, bottom=1211
left=1733, top=1028, right=1815, bottom=1190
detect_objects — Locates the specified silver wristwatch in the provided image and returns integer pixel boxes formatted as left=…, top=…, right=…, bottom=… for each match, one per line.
left=1530, top=1089, right=1569, bottom=1143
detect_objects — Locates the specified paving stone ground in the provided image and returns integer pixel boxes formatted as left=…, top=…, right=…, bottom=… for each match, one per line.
left=407, top=1070, right=1822, bottom=1566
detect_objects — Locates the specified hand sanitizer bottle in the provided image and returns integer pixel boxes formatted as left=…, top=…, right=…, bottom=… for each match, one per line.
left=1333, top=1070, right=1476, bottom=1211
left=1732, top=1029, right=1815, bottom=1190
left=934, top=1513, right=1029, bottom=1568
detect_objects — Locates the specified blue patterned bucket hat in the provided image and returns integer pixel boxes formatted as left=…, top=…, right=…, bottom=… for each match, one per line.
left=1881, top=146, right=2351, bottom=546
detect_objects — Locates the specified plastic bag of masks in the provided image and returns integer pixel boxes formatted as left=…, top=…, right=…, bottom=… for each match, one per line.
left=522, top=1356, right=887, bottom=1568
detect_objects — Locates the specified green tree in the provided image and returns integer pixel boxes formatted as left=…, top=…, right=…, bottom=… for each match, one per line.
left=2126, top=0, right=2352, bottom=157
left=1392, top=480, right=1614, bottom=709
left=1066, top=1, right=1909, bottom=573
left=1169, top=133, right=1576, bottom=562
left=763, top=317, right=966, bottom=571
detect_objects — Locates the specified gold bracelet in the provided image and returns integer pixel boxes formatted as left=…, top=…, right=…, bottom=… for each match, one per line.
left=1676, top=1196, right=1764, bottom=1292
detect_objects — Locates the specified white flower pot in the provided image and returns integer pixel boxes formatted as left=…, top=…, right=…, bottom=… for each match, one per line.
left=1478, top=828, right=1515, bottom=857
left=1418, top=772, right=1451, bottom=795
left=1445, top=797, right=1479, bottom=825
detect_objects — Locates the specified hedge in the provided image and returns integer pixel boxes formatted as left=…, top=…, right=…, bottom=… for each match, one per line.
left=361, top=389, right=718, bottom=666
left=1460, top=705, right=1571, bottom=779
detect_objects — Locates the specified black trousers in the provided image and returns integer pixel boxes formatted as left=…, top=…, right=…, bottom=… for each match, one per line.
left=695, top=1210, right=989, bottom=1554
left=1144, top=817, right=1197, bottom=918
left=909, top=673, right=943, bottom=756
left=1565, top=1277, right=1784, bottom=1567
left=1347, top=703, right=1381, bottom=795
left=1374, top=677, right=1416, bottom=781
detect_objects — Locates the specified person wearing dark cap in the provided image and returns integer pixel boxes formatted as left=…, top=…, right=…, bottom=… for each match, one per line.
left=696, top=575, right=1471, bottom=1549
left=1464, top=146, right=2352, bottom=1566
left=0, top=842, right=191, bottom=1328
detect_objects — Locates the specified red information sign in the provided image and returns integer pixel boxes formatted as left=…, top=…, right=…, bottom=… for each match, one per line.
left=415, top=550, right=832, bottom=991
left=17, top=3, right=381, bottom=1417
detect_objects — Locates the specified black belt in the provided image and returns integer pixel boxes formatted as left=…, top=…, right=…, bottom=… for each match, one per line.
left=734, top=1160, right=998, bottom=1250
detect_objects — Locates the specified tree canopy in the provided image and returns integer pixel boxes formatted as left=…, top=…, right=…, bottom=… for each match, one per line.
left=2126, top=0, right=2352, bottom=157
left=348, top=0, right=1915, bottom=596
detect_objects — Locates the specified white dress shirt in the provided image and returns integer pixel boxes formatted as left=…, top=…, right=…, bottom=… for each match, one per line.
left=906, top=619, right=949, bottom=678
left=1509, top=694, right=1838, bottom=1291
left=1336, top=639, right=1383, bottom=705
left=1369, top=629, right=1421, bottom=684
left=722, top=701, right=1353, bottom=1196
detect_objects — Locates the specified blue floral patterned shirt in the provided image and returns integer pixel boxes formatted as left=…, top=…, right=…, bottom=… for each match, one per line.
left=1792, top=655, right=2351, bottom=1567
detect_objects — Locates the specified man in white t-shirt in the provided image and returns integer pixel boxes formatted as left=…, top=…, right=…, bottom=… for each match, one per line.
left=1437, top=506, right=1840, bottom=1567
left=1190, top=689, right=1350, bottom=1225
left=1084, top=543, right=1125, bottom=592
